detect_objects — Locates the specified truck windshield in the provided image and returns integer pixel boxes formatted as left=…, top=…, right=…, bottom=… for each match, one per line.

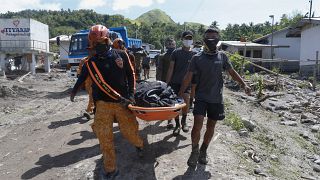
left=69, top=34, right=88, bottom=56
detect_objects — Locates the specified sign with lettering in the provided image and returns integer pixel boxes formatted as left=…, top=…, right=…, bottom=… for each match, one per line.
left=1, top=19, right=30, bottom=37
left=0, top=19, right=31, bottom=40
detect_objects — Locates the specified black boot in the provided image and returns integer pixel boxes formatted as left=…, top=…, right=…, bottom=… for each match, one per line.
left=83, top=112, right=91, bottom=120
left=187, top=144, right=199, bottom=167
left=198, top=150, right=208, bottom=164
left=198, top=144, right=208, bottom=164
left=167, top=120, right=174, bottom=129
left=100, top=168, right=119, bottom=180
left=173, top=117, right=181, bottom=136
left=181, top=115, right=189, bottom=133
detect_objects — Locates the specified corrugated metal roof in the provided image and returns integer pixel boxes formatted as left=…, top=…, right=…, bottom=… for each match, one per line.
left=218, top=41, right=280, bottom=48
left=252, top=27, right=289, bottom=43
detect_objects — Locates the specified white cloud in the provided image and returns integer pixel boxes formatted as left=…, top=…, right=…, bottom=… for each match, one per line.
left=112, top=0, right=166, bottom=11
left=1, top=0, right=61, bottom=13
left=156, top=0, right=166, bottom=4
left=78, top=0, right=107, bottom=10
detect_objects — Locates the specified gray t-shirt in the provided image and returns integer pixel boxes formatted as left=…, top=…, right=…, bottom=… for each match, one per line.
left=188, top=51, right=233, bottom=103
left=170, top=47, right=196, bottom=84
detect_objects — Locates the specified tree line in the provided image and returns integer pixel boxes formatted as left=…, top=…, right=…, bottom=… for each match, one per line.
left=0, top=9, right=303, bottom=50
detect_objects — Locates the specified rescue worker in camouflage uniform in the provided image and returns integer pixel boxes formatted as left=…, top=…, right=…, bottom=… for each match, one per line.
left=76, top=58, right=94, bottom=119
left=132, top=45, right=147, bottom=81
left=156, top=37, right=176, bottom=129
left=70, top=25, right=143, bottom=179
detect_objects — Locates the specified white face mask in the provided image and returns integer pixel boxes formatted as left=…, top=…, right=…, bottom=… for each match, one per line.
left=182, top=40, right=193, bottom=47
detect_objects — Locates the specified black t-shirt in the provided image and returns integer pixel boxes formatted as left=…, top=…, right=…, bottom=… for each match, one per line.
left=142, top=56, right=150, bottom=66
left=188, top=51, right=232, bottom=103
left=170, top=47, right=196, bottom=84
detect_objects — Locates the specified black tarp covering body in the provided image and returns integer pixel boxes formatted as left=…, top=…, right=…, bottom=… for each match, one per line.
left=134, top=81, right=184, bottom=107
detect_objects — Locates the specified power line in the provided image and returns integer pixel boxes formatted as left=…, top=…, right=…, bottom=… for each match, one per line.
left=188, top=0, right=206, bottom=23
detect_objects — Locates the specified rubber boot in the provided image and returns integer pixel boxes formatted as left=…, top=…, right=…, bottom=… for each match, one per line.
left=181, top=116, right=189, bottom=133
left=187, top=144, right=199, bottom=167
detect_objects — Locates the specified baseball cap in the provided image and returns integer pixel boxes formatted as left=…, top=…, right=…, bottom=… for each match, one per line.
left=182, top=31, right=193, bottom=38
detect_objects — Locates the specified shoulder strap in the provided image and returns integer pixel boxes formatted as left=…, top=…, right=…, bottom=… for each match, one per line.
left=85, top=60, right=121, bottom=100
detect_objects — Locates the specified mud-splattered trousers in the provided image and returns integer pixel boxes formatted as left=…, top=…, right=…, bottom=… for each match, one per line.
left=91, top=101, right=144, bottom=173
left=84, top=78, right=94, bottom=113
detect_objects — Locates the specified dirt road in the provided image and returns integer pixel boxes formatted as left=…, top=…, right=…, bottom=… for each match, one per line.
left=0, top=68, right=319, bottom=180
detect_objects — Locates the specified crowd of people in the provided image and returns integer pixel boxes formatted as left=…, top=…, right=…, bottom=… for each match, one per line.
left=70, top=24, right=251, bottom=179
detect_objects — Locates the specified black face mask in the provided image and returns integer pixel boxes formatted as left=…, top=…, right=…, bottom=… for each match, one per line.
left=167, top=48, right=175, bottom=53
left=95, top=43, right=108, bottom=55
left=204, top=38, right=219, bottom=51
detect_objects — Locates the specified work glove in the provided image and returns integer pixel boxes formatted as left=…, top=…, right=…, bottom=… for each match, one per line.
left=119, top=96, right=133, bottom=108
left=128, top=94, right=136, bottom=105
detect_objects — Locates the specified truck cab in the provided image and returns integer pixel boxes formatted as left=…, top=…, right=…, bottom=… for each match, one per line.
left=67, top=26, right=142, bottom=77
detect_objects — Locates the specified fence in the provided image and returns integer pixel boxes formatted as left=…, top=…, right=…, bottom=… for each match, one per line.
left=0, top=40, right=47, bottom=52
left=247, top=57, right=300, bottom=73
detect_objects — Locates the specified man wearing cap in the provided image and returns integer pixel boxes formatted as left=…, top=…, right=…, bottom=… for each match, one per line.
left=179, top=28, right=251, bottom=167
left=166, top=31, right=196, bottom=136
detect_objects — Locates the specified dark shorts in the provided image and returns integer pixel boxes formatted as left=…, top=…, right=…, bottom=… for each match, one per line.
left=193, top=100, right=225, bottom=120
left=142, top=64, right=150, bottom=69
left=170, top=83, right=191, bottom=94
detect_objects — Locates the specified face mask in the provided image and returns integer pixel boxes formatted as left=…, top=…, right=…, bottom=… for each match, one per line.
left=204, top=38, right=219, bottom=51
left=95, top=43, right=108, bottom=55
left=182, top=40, right=193, bottom=47
left=167, top=48, right=175, bottom=52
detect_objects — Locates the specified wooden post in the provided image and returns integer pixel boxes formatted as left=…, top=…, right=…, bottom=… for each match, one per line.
left=313, top=51, right=318, bottom=91
left=241, top=43, right=247, bottom=76
left=316, top=51, right=319, bottom=78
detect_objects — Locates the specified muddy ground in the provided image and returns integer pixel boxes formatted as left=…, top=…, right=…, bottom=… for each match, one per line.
left=0, top=67, right=319, bottom=180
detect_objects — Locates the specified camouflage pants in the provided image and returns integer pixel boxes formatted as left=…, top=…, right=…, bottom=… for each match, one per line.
left=84, top=78, right=94, bottom=113
left=91, top=101, right=143, bottom=173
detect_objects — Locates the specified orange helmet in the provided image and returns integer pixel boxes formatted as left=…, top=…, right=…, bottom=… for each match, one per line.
left=113, top=38, right=125, bottom=50
left=88, top=25, right=109, bottom=49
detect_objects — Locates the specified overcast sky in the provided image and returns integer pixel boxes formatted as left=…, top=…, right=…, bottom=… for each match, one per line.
left=1, top=0, right=318, bottom=28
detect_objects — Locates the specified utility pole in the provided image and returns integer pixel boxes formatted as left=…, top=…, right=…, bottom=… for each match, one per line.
left=316, top=51, right=319, bottom=77
left=269, top=15, right=274, bottom=60
left=309, top=0, right=313, bottom=19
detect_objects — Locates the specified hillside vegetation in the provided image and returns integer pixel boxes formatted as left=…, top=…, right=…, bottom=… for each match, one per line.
left=0, top=9, right=303, bottom=49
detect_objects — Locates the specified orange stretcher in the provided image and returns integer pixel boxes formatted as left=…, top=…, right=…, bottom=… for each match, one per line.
left=128, top=103, right=186, bottom=121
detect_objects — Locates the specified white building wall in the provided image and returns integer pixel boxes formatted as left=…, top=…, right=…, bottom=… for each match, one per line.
left=30, top=19, right=49, bottom=52
left=0, top=18, right=32, bottom=50
left=0, top=18, right=51, bottom=73
left=300, top=24, right=320, bottom=66
left=0, top=18, right=31, bottom=41
left=0, top=18, right=49, bottom=52
left=262, top=48, right=271, bottom=59
left=263, top=30, right=301, bottom=60
left=273, top=31, right=300, bottom=60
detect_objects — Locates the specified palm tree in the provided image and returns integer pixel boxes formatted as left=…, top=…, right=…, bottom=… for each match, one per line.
left=210, top=21, right=219, bottom=29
